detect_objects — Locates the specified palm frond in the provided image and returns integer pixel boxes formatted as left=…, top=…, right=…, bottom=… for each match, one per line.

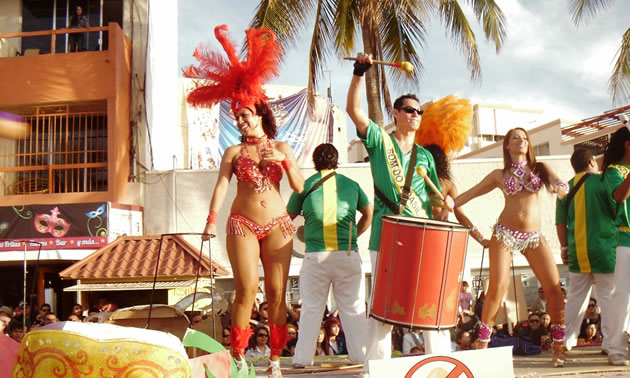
left=249, top=0, right=315, bottom=54
left=373, top=30, right=392, bottom=115
left=466, top=0, right=507, bottom=53
left=438, top=0, right=481, bottom=82
left=377, top=0, right=432, bottom=91
left=609, top=27, right=630, bottom=106
left=307, top=0, right=337, bottom=108
left=333, top=0, right=360, bottom=55
left=568, top=0, right=615, bottom=26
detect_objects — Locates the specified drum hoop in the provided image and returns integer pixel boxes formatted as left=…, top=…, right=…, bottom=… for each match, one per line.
left=381, top=215, right=469, bottom=232
left=369, top=313, right=456, bottom=331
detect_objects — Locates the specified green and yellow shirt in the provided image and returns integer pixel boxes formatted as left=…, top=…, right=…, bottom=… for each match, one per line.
left=555, top=172, right=616, bottom=273
left=358, top=120, right=440, bottom=251
left=287, top=170, right=370, bottom=252
left=603, top=162, right=630, bottom=247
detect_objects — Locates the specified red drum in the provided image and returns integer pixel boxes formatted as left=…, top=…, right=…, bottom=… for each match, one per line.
left=370, top=215, right=469, bottom=329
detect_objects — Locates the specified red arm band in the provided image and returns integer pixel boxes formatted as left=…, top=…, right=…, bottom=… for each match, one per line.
left=206, top=211, right=217, bottom=225
left=281, top=156, right=292, bottom=171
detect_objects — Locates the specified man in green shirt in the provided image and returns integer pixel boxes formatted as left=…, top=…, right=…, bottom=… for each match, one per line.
left=601, top=119, right=630, bottom=366
left=555, top=149, right=616, bottom=353
left=346, top=53, right=446, bottom=367
left=287, top=143, right=373, bottom=368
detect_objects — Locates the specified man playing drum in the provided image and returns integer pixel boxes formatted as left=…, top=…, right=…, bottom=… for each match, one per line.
left=346, top=53, right=448, bottom=371
left=287, top=143, right=373, bottom=368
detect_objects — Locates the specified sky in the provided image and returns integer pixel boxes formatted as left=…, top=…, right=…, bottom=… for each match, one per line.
left=178, top=0, right=630, bottom=142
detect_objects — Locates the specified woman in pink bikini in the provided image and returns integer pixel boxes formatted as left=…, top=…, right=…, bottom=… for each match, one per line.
left=454, top=128, right=569, bottom=366
left=185, top=25, right=304, bottom=377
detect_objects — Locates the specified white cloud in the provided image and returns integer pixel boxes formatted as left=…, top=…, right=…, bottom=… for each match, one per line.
left=178, top=0, right=630, bottom=141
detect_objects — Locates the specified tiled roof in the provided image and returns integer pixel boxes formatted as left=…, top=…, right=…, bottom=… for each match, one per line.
left=59, top=235, right=229, bottom=280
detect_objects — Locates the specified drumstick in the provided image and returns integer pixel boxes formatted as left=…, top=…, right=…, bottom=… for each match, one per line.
left=348, top=221, right=353, bottom=256
left=416, top=166, right=453, bottom=211
left=343, top=57, right=414, bottom=74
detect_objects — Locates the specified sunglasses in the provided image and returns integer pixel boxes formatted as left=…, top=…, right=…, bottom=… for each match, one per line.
left=529, top=319, right=540, bottom=323
left=588, top=304, right=596, bottom=308
left=257, top=333, right=269, bottom=338
left=400, top=106, right=424, bottom=116
left=223, top=334, right=230, bottom=337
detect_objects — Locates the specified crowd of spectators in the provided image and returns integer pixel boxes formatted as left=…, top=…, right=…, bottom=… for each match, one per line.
left=0, top=296, right=123, bottom=345
left=1, top=281, right=609, bottom=360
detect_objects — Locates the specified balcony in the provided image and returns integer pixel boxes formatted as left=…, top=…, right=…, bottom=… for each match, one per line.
left=0, top=23, right=130, bottom=206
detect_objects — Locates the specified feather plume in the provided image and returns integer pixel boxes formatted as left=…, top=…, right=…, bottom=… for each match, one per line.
left=183, top=24, right=282, bottom=114
left=415, top=95, right=473, bottom=154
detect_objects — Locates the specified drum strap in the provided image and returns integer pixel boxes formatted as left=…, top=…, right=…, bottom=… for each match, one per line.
left=377, top=127, right=425, bottom=216
left=564, top=172, right=592, bottom=210
left=300, top=171, right=336, bottom=202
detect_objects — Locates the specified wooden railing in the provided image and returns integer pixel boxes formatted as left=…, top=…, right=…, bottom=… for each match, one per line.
left=0, top=25, right=110, bottom=55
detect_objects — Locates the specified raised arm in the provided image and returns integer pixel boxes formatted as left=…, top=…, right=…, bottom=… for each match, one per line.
left=346, top=53, right=372, bottom=138
left=277, top=142, right=304, bottom=193
left=453, top=169, right=502, bottom=209
left=202, top=147, right=236, bottom=239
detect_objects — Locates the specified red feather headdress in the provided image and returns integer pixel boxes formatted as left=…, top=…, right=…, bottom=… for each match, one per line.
left=183, top=25, right=282, bottom=115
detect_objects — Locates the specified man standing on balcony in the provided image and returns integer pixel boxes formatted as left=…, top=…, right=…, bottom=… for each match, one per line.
left=67, top=5, right=89, bottom=52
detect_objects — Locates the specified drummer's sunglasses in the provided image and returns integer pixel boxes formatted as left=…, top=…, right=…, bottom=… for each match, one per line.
left=400, top=106, right=424, bottom=116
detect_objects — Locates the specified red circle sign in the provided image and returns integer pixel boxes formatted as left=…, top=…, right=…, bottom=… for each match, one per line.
left=404, top=356, right=474, bottom=378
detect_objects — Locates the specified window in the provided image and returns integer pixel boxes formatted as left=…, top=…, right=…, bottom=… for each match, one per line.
left=534, top=142, right=550, bottom=156
left=0, top=102, right=108, bottom=195
left=21, top=0, right=123, bottom=53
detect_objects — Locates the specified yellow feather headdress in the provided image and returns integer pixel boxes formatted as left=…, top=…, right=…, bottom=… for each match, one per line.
left=415, top=95, right=473, bottom=154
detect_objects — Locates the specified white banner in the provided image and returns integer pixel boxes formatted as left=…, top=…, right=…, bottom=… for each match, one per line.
left=369, top=347, right=514, bottom=378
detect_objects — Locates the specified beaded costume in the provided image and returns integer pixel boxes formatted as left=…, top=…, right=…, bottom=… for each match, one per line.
left=233, top=136, right=283, bottom=192
left=503, top=161, right=542, bottom=196
left=492, top=223, right=543, bottom=255
left=227, top=213, right=295, bottom=240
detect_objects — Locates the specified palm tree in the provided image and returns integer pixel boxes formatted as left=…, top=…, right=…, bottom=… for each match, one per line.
left=249, top=0, right=506, bottom=125
left=569, top=0, right=630, bottom=105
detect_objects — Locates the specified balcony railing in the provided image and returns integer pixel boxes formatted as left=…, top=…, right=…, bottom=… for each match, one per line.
left=0, top=25, right=110, bottom=56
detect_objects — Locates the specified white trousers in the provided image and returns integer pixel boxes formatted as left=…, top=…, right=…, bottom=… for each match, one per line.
left=564, top=271, right=615, bottom=350
left=364, top=251, right=451, bottom=365
left=608, top=246, right=630, bottom=358
left=292, top=251, right=367, bottom=366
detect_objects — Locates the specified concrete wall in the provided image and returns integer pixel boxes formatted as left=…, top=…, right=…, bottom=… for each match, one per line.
left=460, top=120, right=578, bottom=159
left=144, top=155, right=575, bottom=285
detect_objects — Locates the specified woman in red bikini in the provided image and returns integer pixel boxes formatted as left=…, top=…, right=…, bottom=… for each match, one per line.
left=185, top=25, right=304, bottom=377
left=454, top=128, right=569, bottom=366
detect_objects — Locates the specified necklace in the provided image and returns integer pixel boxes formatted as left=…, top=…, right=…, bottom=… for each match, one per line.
left=511, top=160, right=528, bottom=179
left=511, top=160, right=528, bottom=168
left=243, top=134, right=270, bottom=160
left=244, top=135, right=267, bottom=145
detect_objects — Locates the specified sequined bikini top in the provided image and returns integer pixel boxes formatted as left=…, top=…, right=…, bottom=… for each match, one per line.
left=503, top=161, right=542, bottom=196
left=233, top=136, right=283, bottom=193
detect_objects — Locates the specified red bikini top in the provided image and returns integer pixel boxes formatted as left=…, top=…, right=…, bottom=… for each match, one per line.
left=233, top=140, right=283, bottom=192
